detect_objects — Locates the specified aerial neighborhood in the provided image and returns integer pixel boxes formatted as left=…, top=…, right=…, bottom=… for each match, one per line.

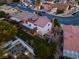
left=0, top=0, right=79, bottom=59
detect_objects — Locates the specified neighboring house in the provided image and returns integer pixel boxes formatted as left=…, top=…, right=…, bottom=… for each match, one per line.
left=52, top=0, right=76, bottom=4
left=20, top=0, right=32, bottom=5
left=0, top=5, right=19, bottom=14
left=6, top=0, right=13, bottom=4
left=10, top=11, right=52, bottom=35
left=41, top=2, right=70, bottom=13
left=0, top=0, right=13, bottom=4
left=53, top=3, right=69, bottom=12
left=62, top=25, right=79, bottom=59
left=1, top=36, right=35, bottom=57
left=20, top=0, right=31, bottom=2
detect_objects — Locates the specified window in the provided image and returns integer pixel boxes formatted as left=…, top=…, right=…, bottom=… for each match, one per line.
left=28, top=24, right=31, bottom=26
left=48, top=29, right=49, bottom=31
left=48, top=24, right=50, bottom=26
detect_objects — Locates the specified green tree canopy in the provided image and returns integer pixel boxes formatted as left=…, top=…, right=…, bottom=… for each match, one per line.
left=0, top=49, right=3, bottom=56
left=0, top=20, right=17, bottom=42
left=0, top=2, right=5, bottom=6
left=54, top=19, right=60, bottom=27
left=34, top=39, right=56, bottom=59
left=75, top=0, right=79, bottom=4
left=0, top=11, right=6, bottom=18
left=13, top=0, right=20, bottom=2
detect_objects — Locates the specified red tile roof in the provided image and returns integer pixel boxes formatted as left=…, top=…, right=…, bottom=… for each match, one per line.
left=42, top=3, right=52, bottom=11
left=11, top=12, right=37, bottom=22
left=11, top=12, right=50, bottom=27
left=63, top=25, right=79, bottom=52
left=34, top=16, right=50, bottom=27
left=53, top=3, right=69, bottom=10
left=42, top=3, right=69, bottom=11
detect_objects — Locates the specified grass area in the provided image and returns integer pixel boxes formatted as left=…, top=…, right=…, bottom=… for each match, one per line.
left=16, top=28, right=57, bottom=59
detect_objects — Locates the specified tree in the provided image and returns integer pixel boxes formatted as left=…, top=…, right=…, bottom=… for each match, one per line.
left=17, top=28, right=57, bottom=59
left=0, top=2, right=5, bottom=6
left=17, top=55, right=29, bottom=59
left=13, top=0, right=20, bottom=2
left=0, top=49, right=3, bottom=57
left=0, top=11, right=6, bottom=18
left=53, top=19, right=60, bottom=27
left=57, top=9, right=64, bottom=14
left=34, top=0, right=41, bottom=15
left=0, top=20, right=17, bottom=42
left=35, top=0, right=41, bottom=6
left=34, top=39, right=56, bottom=59
left=75, top=0, right=79, bottom=5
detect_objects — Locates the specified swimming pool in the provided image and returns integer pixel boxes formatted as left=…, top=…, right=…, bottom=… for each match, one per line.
left=8, top=3, right=79, bottom=26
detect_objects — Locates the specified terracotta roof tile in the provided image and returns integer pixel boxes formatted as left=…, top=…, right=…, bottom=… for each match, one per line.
left=11, top=12, right=50, bottom=27
left=11, top=12, right=37, bottom=22
left=34, top=16, right=50, bottom=27
left=63, top=25, right=79, bottom=52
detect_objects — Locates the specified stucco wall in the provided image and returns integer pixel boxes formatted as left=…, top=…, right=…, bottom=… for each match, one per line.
left=37, top=22, right=52, bottom=35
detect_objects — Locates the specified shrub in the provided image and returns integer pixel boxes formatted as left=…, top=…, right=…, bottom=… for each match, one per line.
left=13, top=0, right=20, bottom=2
left=0, top=11, right=6, bottom=18
left=57, top=9, right=64, bottom=14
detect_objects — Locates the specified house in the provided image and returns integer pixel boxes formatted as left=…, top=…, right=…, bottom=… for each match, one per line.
left=20, top=0, right=32, bottom=6
left=1, top=36, right=35, bottom=58
left=0, top=5, right=19, bottom=14
left=20, top=0, right=31, bottom=3
left=10, top=11, right=52, bottom=35
left=62, top=25, right=79, bottom=59
left=51, top=0, right=76, bottom=4
left=41, top=2, right=69, bottom=13
left=0, top=0, right=13, bottom=4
